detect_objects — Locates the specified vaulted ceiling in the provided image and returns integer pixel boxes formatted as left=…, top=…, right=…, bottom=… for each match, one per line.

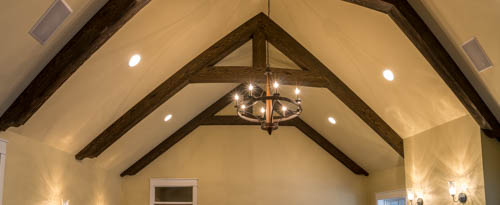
left=1, top=0, right=499, bottom=176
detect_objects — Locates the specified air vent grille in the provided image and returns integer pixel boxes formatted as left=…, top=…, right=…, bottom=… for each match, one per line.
left=462, top=37, right=493, bottom=72
left=29, top=0, right=72, bottom=44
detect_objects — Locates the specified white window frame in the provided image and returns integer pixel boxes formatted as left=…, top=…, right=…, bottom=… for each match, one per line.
left=150, top=178, right=198, bottom=205
left=376, top=189, right=407, bottom=205
left=0, top=138, right=7, bottom=205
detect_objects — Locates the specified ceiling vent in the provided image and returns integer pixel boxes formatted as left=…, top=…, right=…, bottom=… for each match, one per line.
left=29, top=0, right=72, bottom=44
left=462, top=37, right=493, bottom=72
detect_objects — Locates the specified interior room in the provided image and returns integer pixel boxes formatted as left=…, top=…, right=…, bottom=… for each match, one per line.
left=0, top=0, right=499, bottom=204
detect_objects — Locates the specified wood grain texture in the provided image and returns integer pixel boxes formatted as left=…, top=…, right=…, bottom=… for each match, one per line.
left=252, top=30, right=267, bottom=70
left=190, top=66, right=327, bottom=87
left=260, top=14, right=405, bottom=157
left=343, top=0, right=500, bottom=140
left=200, top=115, right=296, bottom=126
left=0, top=0, right=151, bottom=132
left=76, top=14, right=262, bottom=160
left=120, top=85, right=246, bottom=176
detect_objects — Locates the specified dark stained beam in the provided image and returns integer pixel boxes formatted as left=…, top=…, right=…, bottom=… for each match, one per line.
left=123, top=115, right=368, bottom=176
left=0, top=0, right=151, bottom=132
left=481, top=129, right=500, bottom=142
left=259, top=14, right=405, bottom=157
left=190, top=66, right=327, bottom=88
left=76, top=14, right=263, bottom=160
left=293, top=118, right=369, bottom=176
left=120, top=85, right=247, bottom=177
left=343, top=0, right=395, bottom=13
left=252, top=30, right=267, bottom=70
left=343, top=1, right=500, bottom=139
left=200, top=116, right=296, bottom=127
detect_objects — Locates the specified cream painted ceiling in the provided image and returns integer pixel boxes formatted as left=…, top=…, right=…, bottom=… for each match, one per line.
left=4, top=0, right=497, bottom=174
left=0, top=0, right=107, bottom=115
left=408, top=0, right=500, bottom=120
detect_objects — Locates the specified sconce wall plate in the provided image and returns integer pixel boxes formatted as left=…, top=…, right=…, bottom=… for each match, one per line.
left=458, top=193, right=467, bottom=203
left=416, top=198, right=423, bottom=205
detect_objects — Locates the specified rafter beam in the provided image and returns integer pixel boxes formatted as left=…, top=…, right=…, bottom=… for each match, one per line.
left=200, top=116, right=296, bottom=127
left=253, top=30, right=267, bottom=70
left=260, top=14, right=405, bottom=157
left=76, top=15, right=262, bottom=160
left=0, top=0, right=151, bottom=132
left=122, top=115, right=368, bottom=176
left=190, top=66, right=327, bottom=87
left=120, top=85, right=250, bottom=176
left=293, top=118, right=369, bottom=176
left=343, top=0, right=500, bottom=140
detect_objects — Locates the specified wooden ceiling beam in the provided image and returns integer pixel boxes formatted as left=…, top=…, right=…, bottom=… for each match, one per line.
left=259, top=14, right=405, bottom=157
left=293, top=118, right=369, bottom=176
left=200, top=115, right=296, bottom=127
left=120, top=84, right=251, bottom=176
left=0, top=0, right=151, bottom=132
left=252, top=30, right=267, bottom=70
left=343, top=0, right=500, bottom=140
left=123, top=115, right=368, bottom=176
left=190, top=66, right=327, bottom=88
left=76, top=15, right=262, bottom=160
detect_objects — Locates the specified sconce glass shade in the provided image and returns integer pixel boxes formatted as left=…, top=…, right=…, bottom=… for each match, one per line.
left=449, top=181, right=457, bottom=195
left=461, top=183, right=468, bottom=192
left=407, top=191, right=414, bottom=201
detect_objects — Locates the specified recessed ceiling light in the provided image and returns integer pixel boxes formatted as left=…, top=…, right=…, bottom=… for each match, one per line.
left=128, top=54, right=141, bottom=67
left=164, top=114, right=172, bottom=122
left=328, top=117, right=336, bottom=125
left=383, top=69, right=394, bottom=81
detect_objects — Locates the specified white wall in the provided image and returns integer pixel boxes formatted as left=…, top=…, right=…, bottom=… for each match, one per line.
left=121, top=126, right=369, bottom=205
left=366, top=166, right=406, bottom=204
left=0, top=131, right=121, bottom=205
left=404, top=115, right=486, bottom=204
left=481, top=132, right=500, bottom=205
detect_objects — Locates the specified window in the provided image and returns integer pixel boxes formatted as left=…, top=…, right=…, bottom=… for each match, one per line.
left=376, top=190, right=406, bottom=205
left=378, top=198, right=406, bottom=205
left=150, top=179, right=197, bottom=205
left=0, top=139, right=7, bottom=205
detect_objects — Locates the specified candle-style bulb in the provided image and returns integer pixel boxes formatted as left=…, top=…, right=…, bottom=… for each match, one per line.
left=234, top=94, right=239, bottom=101
left=273, top=81, right=279, bottom=89
left=449, top=181, right=457, bottom=196
left=295, top=88, right=300, bottom=95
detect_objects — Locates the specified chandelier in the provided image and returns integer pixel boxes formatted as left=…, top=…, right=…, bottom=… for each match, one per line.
left=233, top=70, right=302, bottom=135
left=232, top=0, right=302, bottom=134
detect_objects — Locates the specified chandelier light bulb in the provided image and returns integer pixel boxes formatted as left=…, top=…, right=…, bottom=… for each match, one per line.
left=295, top=87, right=300, bottom=95
left=241, top=105, right=246, bottom=109
left=273, top=81, right=279, bottom=89
left=234, top=94, right=239, bottom=101
left=260, top=107, right=266, bottom=113
left=282, top=106, right=287, bottom=112
left=249, top=84, right=254, bottom=91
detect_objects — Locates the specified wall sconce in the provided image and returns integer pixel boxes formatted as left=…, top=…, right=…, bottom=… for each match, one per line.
left=407, top=189, right=423, bottom=205
left=449, top=181, right=467, bottom=203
